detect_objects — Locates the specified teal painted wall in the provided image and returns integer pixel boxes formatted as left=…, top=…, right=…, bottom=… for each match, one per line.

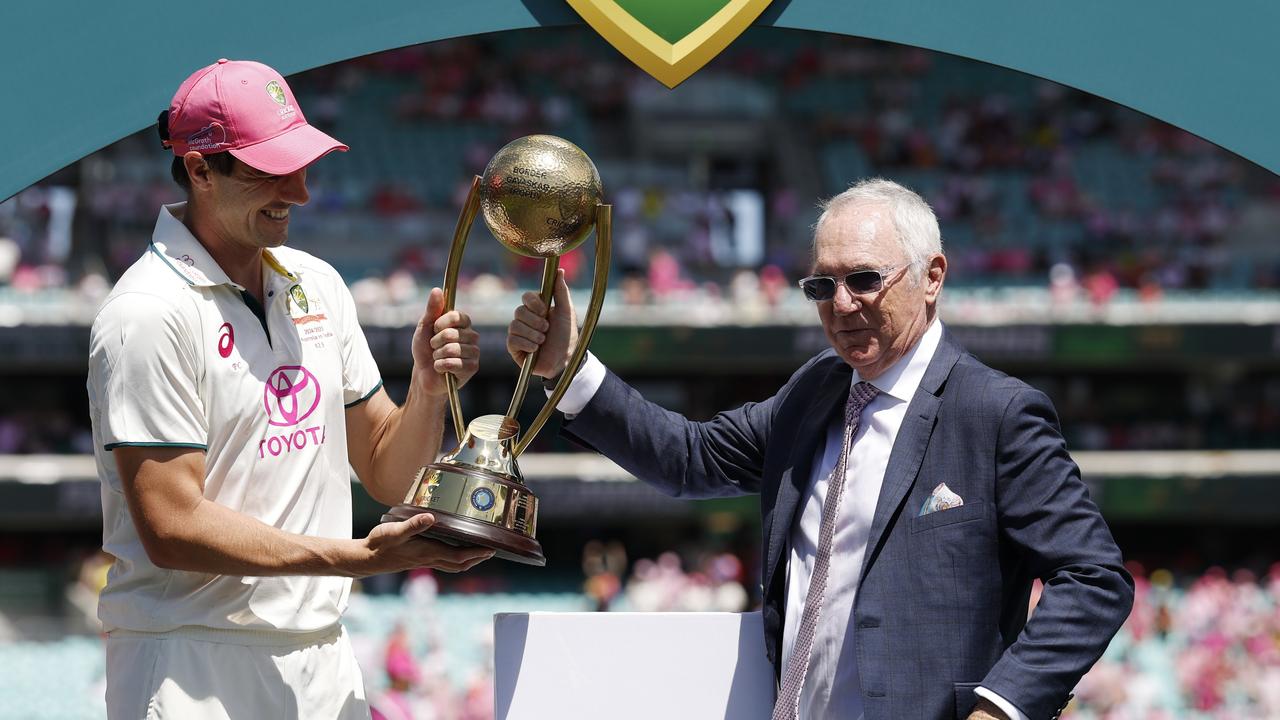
left=1, top=0, right=1275, bottom=201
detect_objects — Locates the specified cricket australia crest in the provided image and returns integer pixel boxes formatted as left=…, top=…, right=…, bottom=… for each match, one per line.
left=567, top=0, right=774, bottom=88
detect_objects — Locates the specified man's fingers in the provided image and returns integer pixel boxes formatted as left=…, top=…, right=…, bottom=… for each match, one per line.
left=435, top=358, right=477, bottom=376
left=430, top=327, right=479, bottom=350
left=434, top=550, right=496, bottom=573
left=434, top=355, right=479, bottom=376
left=430, top=328, right=458, bottom=349
left=508, top=322, right=546, bottom=346
left=521, top=291, right=548, bottom=316
left=385, top=512, right=436, bottom=542
left=433, top=343, right=480, bottom=362
left=404, top=538, right=495, bottom=568
left=433, top=310, right=472, bottom=334
left=421, top=288, right=446, bottom=328
left=552, top=269, right=573, bottom=315
left=404, top=512, right=436, bottom=533
left=507, top=334, right=541, bottom=356
left=459, top=554, right=492, bottom=571
left=434, top=555, right=493, bottom=573
left=514, top=305, right=550, bottom=332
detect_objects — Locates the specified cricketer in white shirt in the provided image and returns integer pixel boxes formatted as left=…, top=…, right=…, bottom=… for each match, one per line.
left=89, top=202, right=384, bottom=633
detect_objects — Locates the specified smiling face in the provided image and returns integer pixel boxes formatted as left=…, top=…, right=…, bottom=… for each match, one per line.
left=813, top=201, right=946, bottom=379
left=192, top=153, right=310, bottom=252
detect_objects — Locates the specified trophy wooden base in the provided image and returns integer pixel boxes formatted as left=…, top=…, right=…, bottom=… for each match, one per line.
left=382, top=503, right=547, bottom=567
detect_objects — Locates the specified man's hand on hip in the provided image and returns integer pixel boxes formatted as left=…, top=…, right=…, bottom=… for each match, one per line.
left=507, top=269, right=577, bottom=378
left=968, top=697, right=1010, bottom=720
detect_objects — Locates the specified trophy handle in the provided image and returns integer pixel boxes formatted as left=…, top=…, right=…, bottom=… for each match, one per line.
left=442, top=175, right=484, bottom=441
left=514, top=203, right=612, bottom=456
left=506, top=257, right=560, bottom=421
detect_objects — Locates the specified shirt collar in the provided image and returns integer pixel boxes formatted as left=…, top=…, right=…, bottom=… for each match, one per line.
left=852, top=318, right=944, bottom=402
left=149, top=202, right=299, bottom=290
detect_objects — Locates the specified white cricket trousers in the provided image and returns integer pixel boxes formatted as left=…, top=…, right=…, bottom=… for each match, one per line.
left=104, top=624, right=370, bottom=719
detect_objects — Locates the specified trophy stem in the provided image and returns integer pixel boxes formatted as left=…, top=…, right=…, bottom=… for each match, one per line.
left=442, top=175, right=484, bottom=441
left=507, top=257, right=560, bottom=422
left=515, top=203, right=612, bottom=456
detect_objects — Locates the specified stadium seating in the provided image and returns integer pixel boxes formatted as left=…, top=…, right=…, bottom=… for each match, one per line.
left=2, top=572, right=1278, bottom=718
left=0, top=592, right=589, bottom=720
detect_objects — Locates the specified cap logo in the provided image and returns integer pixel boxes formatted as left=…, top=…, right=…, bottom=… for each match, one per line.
left=266, top=81, right=286, bottom=106
left=186, top=122, right=227, bottom=151
left=266, top=80, right=297, bottom=120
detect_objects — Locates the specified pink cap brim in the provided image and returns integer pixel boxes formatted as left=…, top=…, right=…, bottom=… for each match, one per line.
left=228, top=123, right=348, bottom=175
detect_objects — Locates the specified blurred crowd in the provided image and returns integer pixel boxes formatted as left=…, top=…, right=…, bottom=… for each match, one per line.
left=2, top=30, right=1279, bottom=720
left=356, top=571, right=496, bottom=720
left=32, top=544, right=750, bottom=720
left=0, top=409, right=92, bottom=455
left=243, top=560, right=1280, bottom=720
left=3, top=33, right=1279, bottom=458
left=1068, top=564, right=1280, bottom=719
left=352, top=557, right=1280, bottom=719
left=1051, top=374, right=1280, bottom=452
left=5, top=369, right=1279, bottom=454
left=580, top=540, right=749, bottom=613
left=3, top=29, right=1280, bottom=307
left=6, top=545, right=1279, bottom=718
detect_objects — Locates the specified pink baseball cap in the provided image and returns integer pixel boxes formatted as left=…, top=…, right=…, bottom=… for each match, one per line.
left=164, top=59, right=347, bottom=175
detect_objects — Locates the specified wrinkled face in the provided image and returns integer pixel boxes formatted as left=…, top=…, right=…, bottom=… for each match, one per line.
left=204, top=158, right=309, bottom=251
left=813, top=202, right=942, bottom=379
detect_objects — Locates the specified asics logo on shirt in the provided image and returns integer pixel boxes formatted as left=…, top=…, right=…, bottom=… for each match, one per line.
left=217, top=323, right=235, bottom=358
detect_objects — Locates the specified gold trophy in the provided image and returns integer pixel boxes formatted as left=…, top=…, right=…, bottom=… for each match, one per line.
left=381, top=135, right=611, bottom=566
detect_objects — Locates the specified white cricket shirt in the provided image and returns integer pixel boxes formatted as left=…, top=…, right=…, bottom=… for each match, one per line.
left=88, top=202, right=382, bottom=634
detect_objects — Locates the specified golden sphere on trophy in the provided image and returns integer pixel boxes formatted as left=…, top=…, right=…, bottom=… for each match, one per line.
left=480, top=134, right=602, bottom=258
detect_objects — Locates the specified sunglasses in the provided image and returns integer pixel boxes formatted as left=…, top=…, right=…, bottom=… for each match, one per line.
left=797, top=264, right=908, bottom=302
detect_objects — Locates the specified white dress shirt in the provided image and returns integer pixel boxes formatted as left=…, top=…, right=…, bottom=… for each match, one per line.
left=552, top=320, right=1026, bottom=720
left=781, top=319, right=941, bottom=719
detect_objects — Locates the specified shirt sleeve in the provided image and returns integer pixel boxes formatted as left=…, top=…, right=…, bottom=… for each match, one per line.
left=545, top=351, right=607, bottom=417
left=89, top=293, right=208, bottom=452
left=975, top=687, right=1030, bottom=720
left=334, top=278, right=383, bottom=407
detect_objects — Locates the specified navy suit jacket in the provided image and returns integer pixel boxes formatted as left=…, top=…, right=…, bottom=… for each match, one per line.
left=562, top=329, right=1133, bottom=720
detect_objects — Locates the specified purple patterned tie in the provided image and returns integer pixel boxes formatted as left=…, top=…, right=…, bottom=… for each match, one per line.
left=772, top=380, right=880, bottom=720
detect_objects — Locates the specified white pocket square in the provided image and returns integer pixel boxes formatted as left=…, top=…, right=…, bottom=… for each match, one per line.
left=918, top=483, right=964, bottom=516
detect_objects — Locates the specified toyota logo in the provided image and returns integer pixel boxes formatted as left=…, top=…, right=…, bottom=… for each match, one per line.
left=264, top=365, right=321, bottom=427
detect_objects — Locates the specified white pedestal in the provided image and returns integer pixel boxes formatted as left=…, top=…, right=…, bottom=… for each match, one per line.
left=494, top=611, right=776, bottom=720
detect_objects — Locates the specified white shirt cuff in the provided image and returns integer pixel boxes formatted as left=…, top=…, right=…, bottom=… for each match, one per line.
left=974, top=687, right=1029, bottom=720
left=545, top=351, right=606, bottom=417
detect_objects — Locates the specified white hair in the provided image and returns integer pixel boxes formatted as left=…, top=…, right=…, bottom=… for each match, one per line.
left=813, top=178, right=943, bottom=279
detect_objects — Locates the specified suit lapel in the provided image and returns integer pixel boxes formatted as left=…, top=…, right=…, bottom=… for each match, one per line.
left=858, top=330, right=963, bottom=583
left=764, top=359, right=851, bottom=592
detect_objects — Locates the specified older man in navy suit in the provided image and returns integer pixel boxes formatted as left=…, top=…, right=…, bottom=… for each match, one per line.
left=507, top=178, right=1133, bottom=720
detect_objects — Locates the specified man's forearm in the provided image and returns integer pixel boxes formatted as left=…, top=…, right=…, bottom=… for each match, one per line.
left=145, top=495, right=371, bottom=578
left=365, top=371, right=449, bottom=504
